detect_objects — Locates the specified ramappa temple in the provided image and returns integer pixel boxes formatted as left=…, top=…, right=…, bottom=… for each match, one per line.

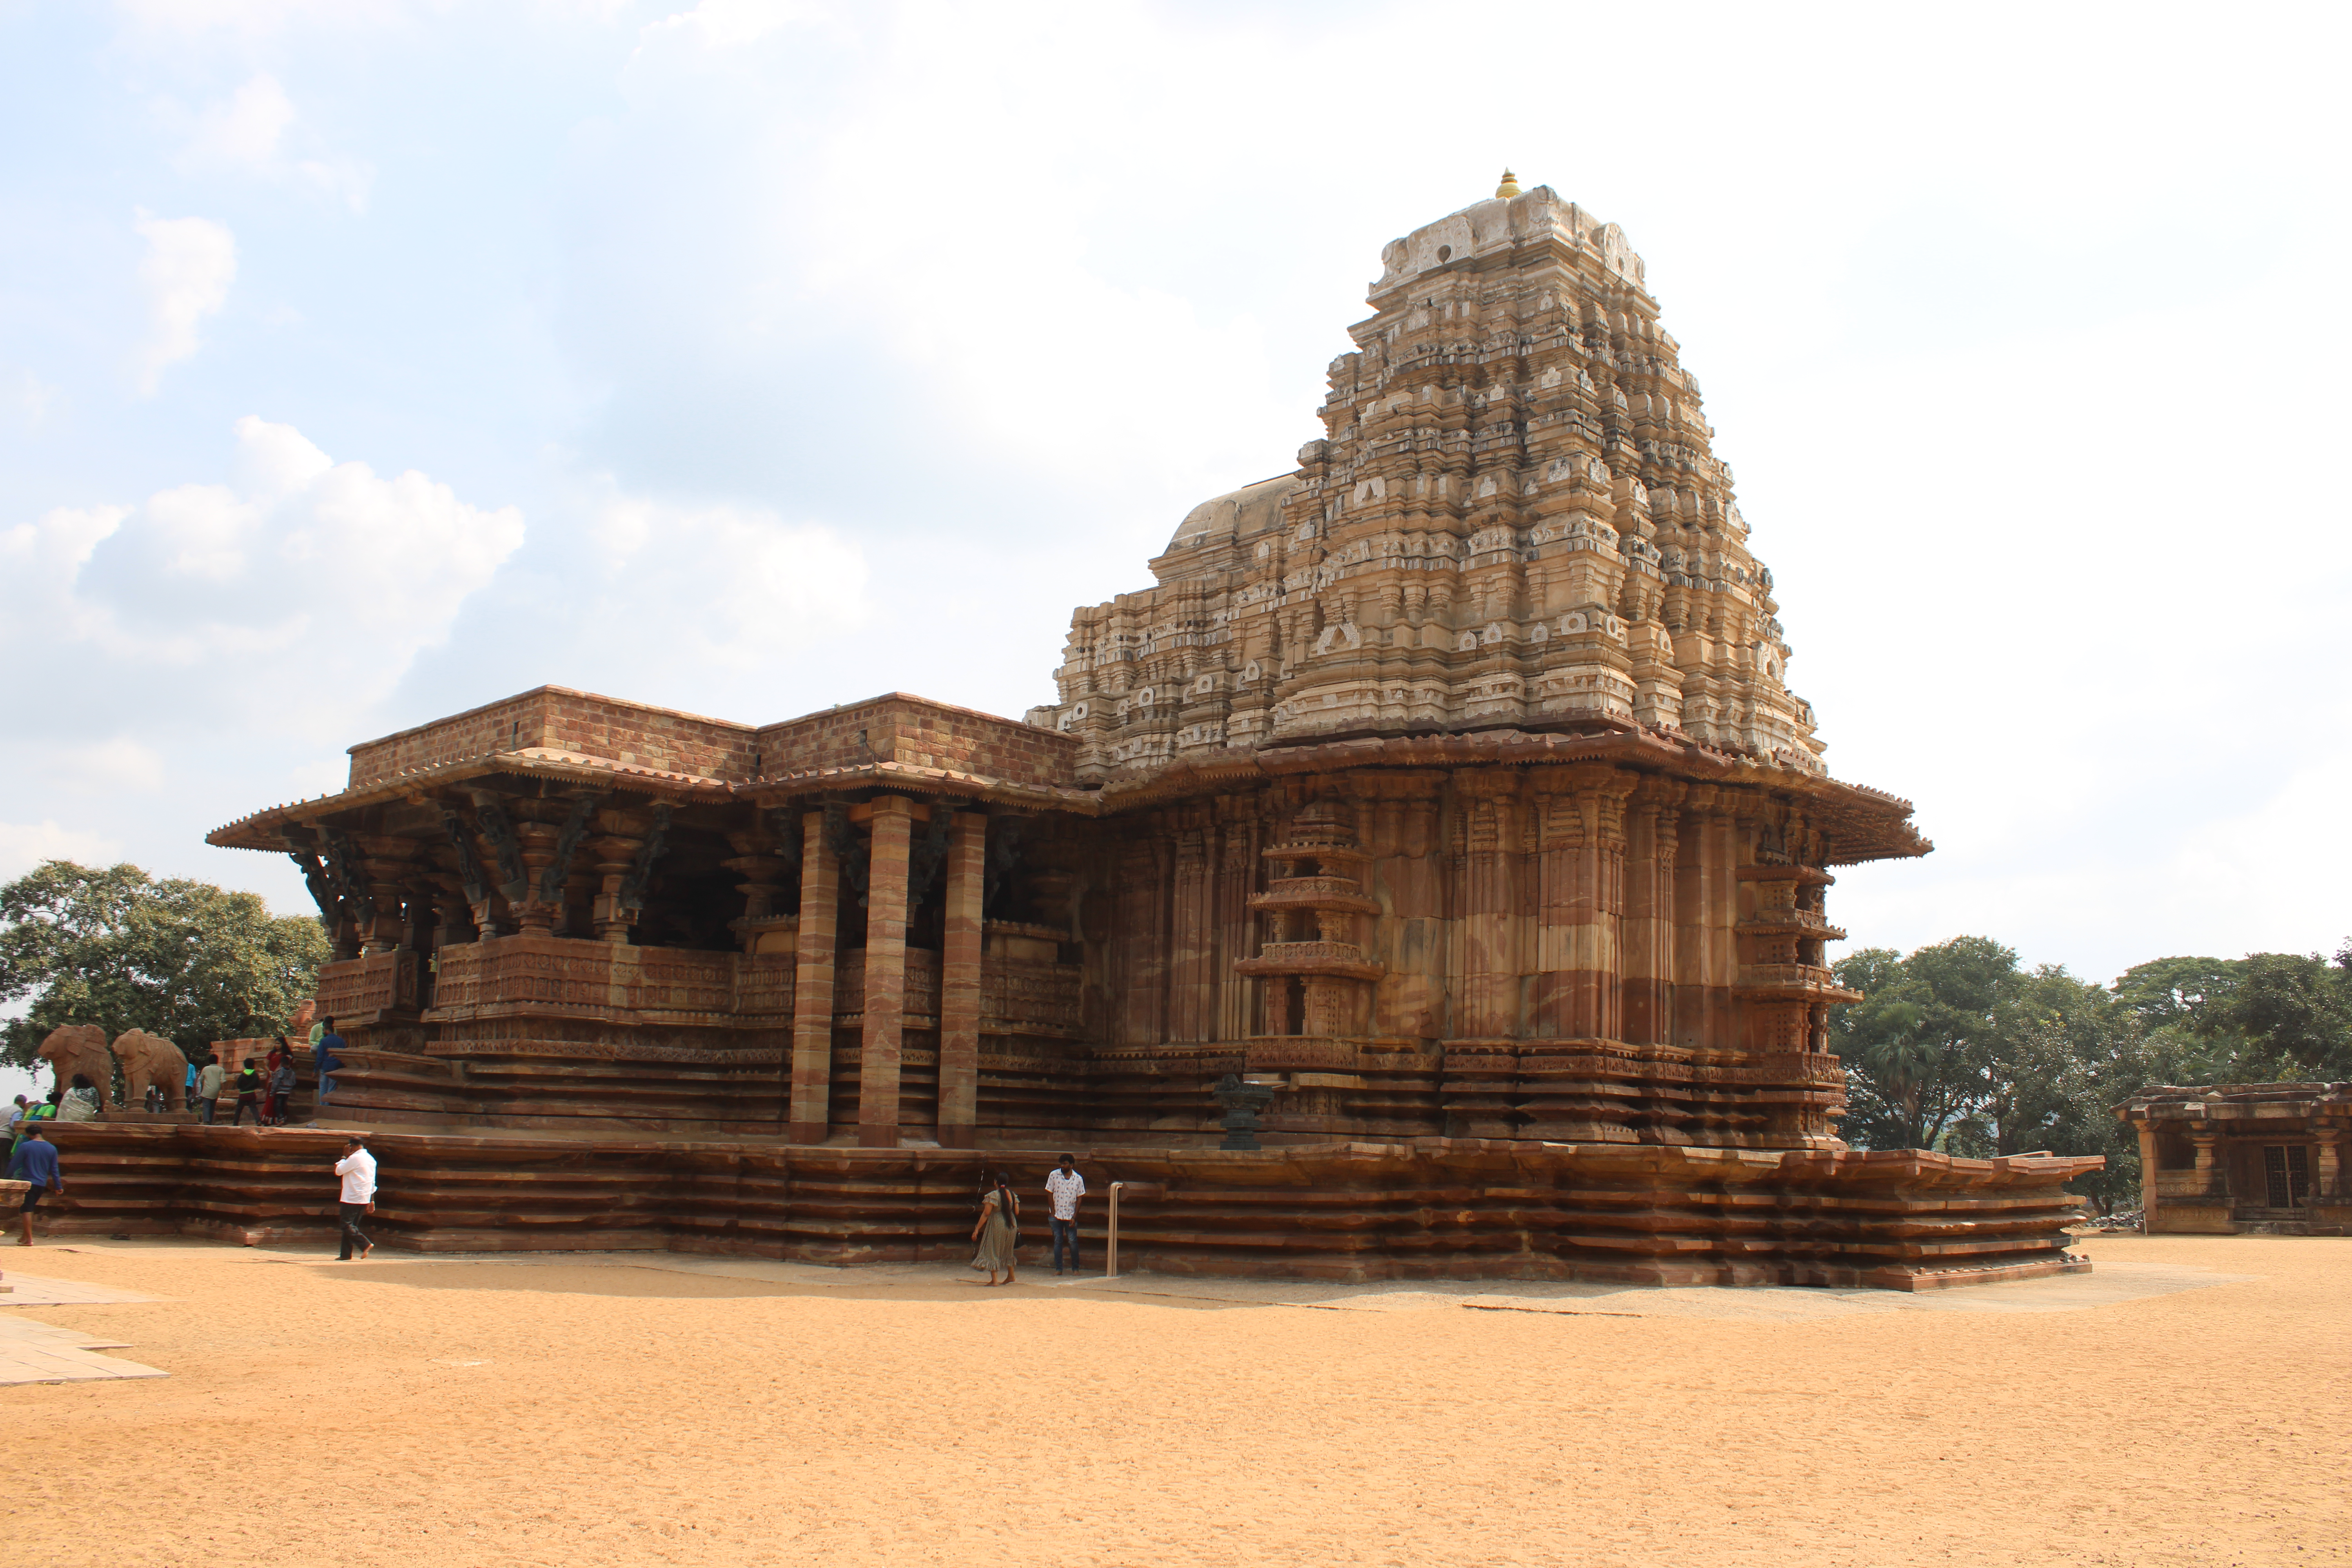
left=60, top=176, right=2099, bottom=1286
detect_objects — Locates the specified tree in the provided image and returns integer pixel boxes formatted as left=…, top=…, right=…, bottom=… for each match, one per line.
left=1832, top=937, right=2148, bottom=1210
left=2112, top=946, right=2352, bottom=1084
left=1830, top=937, right=2017, bottom=1152
left=0, top=860, right=330, bottom=1071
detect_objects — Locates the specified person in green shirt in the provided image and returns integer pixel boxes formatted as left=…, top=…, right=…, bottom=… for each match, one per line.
left=196, top=1056, right=225, bottom=1124
left=11, top=1094, right=58, bottom=1157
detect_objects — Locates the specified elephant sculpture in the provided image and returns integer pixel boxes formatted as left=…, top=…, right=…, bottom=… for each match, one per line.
left=35, top=1025, right=113, bottom=1112
left=112, top=1029, right=189, bottom=1113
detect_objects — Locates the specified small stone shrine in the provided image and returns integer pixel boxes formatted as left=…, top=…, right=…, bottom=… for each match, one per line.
left=75, top=175, right=2097, bottom=1286
left=2116, top=1083, right=2351, bottom=1233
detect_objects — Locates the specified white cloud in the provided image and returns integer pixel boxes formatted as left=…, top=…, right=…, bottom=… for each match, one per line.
left=588, top=484, right=869, bottom=671
left=114, top=0, right=404, bottom=38
left=5, top=417, right=524, bottom=742
left=178, top=73, right=295, bottom=171
left=168, top=74, right=374, bottom=212
left=15, top=370, right=60, bottom=428
left=0, top=821, right=126, bottom=883
left=41, top=739, right=170, bottom=795
left=643, top=0, right=828, bottom=49
left=133, top=210, right=238, bottom=394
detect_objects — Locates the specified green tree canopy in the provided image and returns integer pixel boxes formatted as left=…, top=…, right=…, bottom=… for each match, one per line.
left=0, top=860, right=330, bottom=1069
left=1834, top=934, right=2352, bottom=1212
left=1834, top=938, right=2151, bottom=1209
left=2112, top=946, right=2352, bottom=1083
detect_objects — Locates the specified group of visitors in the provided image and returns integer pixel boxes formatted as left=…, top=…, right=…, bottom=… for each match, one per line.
left=177, top=1015, right=343, bottom=1127
left=968, top=1153, right=1089, bottom=1285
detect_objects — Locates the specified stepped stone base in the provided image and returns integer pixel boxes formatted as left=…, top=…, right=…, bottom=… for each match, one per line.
left=34, top=1123, right=2091, bottom=1290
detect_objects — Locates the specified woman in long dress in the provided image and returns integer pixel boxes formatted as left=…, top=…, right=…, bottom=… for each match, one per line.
left=970, top=1171, right=1020, bottom=1285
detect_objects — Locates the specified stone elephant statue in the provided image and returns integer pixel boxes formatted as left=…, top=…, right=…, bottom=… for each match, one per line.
left=36, top=1025, right=113, bottom=1112
left=112, top=1029, right=189, bottom=1112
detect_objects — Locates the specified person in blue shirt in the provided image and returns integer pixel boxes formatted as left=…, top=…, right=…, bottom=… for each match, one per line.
left=313, top=1017, right=345, bottom=1117
left=9, top=1126, right=62, bottom=1247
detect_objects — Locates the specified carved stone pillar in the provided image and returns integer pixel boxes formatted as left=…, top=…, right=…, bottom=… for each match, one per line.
left=1672, top=785, right=1734, bottom=1049
left=354, top=835, right=417, bottom=955
left=2136, top=1125, right=2160, bottom=1217
left=1159, top=808, right=1211, bottom=1043
left=2191, top=1129, right=2222, bottom=1197
left=587, top=826, right=647, bottom=944
left=1624, top=778, right=1682, bottom=1046
left=858, top=796, right=917, bottom=1148
left=509, top=811, right=565, bottom=935
left=722, top=821, right=793, bottom=951
left=1455, top=771, right=1520, bottom=1038
left=1212, top=798, right=1261, bottom=1043
left=787, top=807, right=838, bottom=1143
left=936, top=811, right=986, bottom=1149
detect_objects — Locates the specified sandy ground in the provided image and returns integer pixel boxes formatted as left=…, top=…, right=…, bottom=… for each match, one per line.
left=2, top=1232, right=2345, bottom=1568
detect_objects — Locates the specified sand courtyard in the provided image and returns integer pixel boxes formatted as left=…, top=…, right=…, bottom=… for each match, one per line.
left=2, top=1232, right=2343, bottom=1568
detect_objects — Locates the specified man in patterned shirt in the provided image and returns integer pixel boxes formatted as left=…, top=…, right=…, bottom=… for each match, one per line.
left=1044, top=1154, right=1086, bottom=1274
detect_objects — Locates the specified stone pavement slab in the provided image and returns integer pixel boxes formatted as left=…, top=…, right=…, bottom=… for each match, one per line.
left=0, top=1272, right=163, bottom=1307
left=0, top=1316, right=165, bottom=1384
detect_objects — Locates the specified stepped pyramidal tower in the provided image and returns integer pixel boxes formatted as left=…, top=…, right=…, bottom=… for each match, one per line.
left=183, top=175, right=2096, bottom=1289
left=1045, top=174, right=1815, bottom=774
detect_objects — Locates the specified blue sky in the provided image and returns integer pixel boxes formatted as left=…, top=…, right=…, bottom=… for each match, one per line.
left=4, top=0, right=2349, bottom=993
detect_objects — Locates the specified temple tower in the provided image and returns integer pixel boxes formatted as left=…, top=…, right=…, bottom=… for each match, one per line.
left=1031, top=175, right=1917, bottom=1151
left=1043, top=174, right=1818, bottom=776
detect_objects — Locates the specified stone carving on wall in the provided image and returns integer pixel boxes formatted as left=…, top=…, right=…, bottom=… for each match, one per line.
left=288, top=846, right=341, bottom=935
left=442, top=808, right=489, bottom=911
left=319, top=828, right=377, bottom=933
left=537, top=792, right=606, bottom=906
left=616, top=804, right=673, bottom=922
left=823, top=803, right=870, bottom=907
left=467, top=790, right=530, bottom=907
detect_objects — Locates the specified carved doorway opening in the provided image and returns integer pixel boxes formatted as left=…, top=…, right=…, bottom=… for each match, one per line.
left=2262, top=1144, right=2311, bottom=1209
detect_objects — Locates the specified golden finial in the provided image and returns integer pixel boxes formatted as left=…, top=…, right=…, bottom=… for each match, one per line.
left=1495, top=169, right=1523, bottom=199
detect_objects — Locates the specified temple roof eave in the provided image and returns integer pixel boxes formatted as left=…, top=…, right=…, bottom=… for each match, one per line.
left=1086, top=726, right=1931, bottom=867
left=206, top=748, right=1102, bottom=852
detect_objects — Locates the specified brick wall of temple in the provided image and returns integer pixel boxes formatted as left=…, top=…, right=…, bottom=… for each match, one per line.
left=348, top=687, right=759, bottom=787
left=756, top=694, right=1078, bottom=786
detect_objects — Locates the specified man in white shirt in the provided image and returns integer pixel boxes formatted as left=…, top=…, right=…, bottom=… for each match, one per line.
left=1044, top=1154, right=1086, bottom=1274
left=333, top=1136, right=377, bottom=1261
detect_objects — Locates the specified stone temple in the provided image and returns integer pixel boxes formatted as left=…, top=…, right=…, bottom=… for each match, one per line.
left=65, top=176, right=2097, bottom=1286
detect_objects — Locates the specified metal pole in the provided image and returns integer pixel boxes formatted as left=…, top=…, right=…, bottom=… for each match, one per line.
left=1106, top=1181, right=1122, bottom=1279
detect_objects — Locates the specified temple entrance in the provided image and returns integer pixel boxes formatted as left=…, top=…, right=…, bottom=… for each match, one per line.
left=2262, top=1144, right=2312, bottom=1209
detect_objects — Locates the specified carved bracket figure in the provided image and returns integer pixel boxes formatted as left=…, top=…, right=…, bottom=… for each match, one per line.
left=538, top=791, right=606, bottom=906
left=441, top=808, right=489, bottom=908
left=287, top=848, right=342, bottom=935
left=319, top=829, right=377, bottom=932
left=616, top=804, right=673, bottom=920
left=908, top=800, right=960, bottom=905
left=983, top=816, right=1026, bottom=918
left=824, top=804, right=871, bottom=907
left=468, top=790, right=530, bottom=906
